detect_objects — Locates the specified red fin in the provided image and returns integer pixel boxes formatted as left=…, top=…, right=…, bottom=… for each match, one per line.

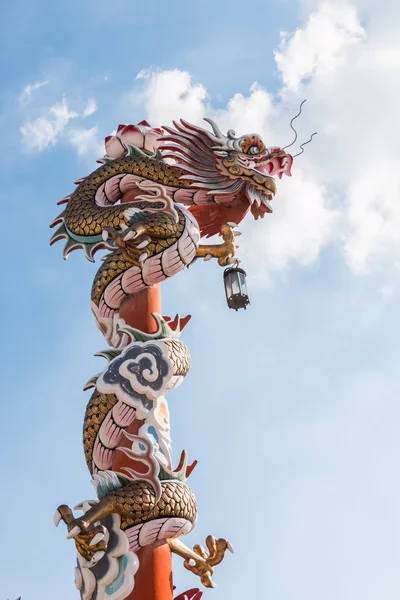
left=174, top=589, right=203, bottom=600
left=185, top=460, right=198, bottom=479
left=162, top=314, right=192, bottom=332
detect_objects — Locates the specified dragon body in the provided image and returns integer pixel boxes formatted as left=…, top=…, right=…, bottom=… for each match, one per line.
left=52, top=118, right=292, bottom=599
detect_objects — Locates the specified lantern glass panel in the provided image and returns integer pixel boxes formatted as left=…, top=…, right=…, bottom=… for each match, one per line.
left=238, top=271, right=248, bottom=295
left=231, top=272, right=240, bottom=295
left=224, top=274, right=233, bottom=299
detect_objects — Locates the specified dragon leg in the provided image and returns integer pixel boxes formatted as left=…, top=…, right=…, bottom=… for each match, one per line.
left=196, top=222, right=240, bottom=266
left=56, top=480, right=197, bottom=561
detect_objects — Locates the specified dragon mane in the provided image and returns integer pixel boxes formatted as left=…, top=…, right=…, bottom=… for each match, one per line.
left=160, top=119, right=245, bottom=197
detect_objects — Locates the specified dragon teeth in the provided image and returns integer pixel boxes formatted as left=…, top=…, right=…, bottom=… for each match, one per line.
left=248, top=185, right=273, bottom=210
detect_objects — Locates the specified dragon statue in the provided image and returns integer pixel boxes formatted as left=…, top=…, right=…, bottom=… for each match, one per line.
left=51, top=117, right=292, bottom=600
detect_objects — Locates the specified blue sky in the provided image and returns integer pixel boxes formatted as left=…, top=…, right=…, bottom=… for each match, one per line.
left=2, top=0, right=400, bottom=599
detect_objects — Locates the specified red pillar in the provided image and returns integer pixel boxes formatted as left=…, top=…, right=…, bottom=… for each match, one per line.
left=112, top=285, right=174, bottom=600
left=113, top=186, right=174, bottom=600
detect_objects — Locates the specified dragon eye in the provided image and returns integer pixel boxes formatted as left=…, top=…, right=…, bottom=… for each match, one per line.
left=248, top=146, right=260, bottom=155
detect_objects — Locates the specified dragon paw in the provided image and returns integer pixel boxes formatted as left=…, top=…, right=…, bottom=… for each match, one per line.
left=169, top=535, right=234, bottom=588
left=218, top=222, right=241, bottom=266
left=54, top=504, right=108, bottom=563
left=196, top=222, right=240, bottom=267
left=102, top=224, right=151, bottom=265
left=185, top=536, right=233, bottom=588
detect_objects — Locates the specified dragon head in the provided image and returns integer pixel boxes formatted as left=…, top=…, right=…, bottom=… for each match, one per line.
left=160, top=118, right=293, bottom=214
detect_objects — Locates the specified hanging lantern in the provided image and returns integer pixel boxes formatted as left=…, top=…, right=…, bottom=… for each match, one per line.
left=223, top=266, right=250, bottom=311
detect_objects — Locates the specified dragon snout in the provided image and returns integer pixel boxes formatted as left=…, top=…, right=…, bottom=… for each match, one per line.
left=264, top=177, right=277, bottom=196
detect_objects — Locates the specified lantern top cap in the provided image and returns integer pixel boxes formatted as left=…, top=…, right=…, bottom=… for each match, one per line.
left=224, top=266, right=247, bottom=277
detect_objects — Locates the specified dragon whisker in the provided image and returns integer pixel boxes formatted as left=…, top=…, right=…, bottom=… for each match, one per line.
left=283, top=99, right=307, bottom=151
left=292, top=131, right=318, bottom=158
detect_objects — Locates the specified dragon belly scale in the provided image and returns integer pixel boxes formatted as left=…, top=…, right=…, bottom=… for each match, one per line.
left=52, top=118, right=293, bottom=599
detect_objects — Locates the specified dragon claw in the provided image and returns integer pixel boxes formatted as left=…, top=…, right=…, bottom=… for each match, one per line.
left=136, top=238, right=150, bottom=249
left=122, top=230, right=137, bottom=241
left=90, top=532, right=105, bottom=546
left=67, top=525, right=82, bottom=539
left=73, top=500, right=95, bottom=512
left=53, top=509, right=62, bottom=527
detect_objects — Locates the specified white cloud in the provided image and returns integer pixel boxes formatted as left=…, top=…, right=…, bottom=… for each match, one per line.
left=216, top=82, right=275, bottom=134
left=136, top=69, right=208, bottom=126
left=20, top=97, right=78, bottom=151
left=243, top=170, right=338, bottom=278
left=68, top=126, right=103, bottom=157
left=20, top=95, right=100, bottom=154
left=135, top=68, right=152, bottom=80
left=273, top=1, right=400, bottom=273
left=19, top=79, right=48, bottom=103
left=344, top=161, right=400, bottom=272
left=275, top=3, right=366, bottom=91
left=83, top=98, right=97, bottom=117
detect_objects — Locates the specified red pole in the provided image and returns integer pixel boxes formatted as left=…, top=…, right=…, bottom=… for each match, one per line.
left=112, top=189, right=174, bottom=600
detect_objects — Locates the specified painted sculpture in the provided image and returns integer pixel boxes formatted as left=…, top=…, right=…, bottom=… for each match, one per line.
left=51, top=117, right=293, bottom=599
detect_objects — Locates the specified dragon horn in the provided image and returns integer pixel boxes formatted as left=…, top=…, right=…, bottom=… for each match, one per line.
left=203, top=118, right=226, bottom=139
